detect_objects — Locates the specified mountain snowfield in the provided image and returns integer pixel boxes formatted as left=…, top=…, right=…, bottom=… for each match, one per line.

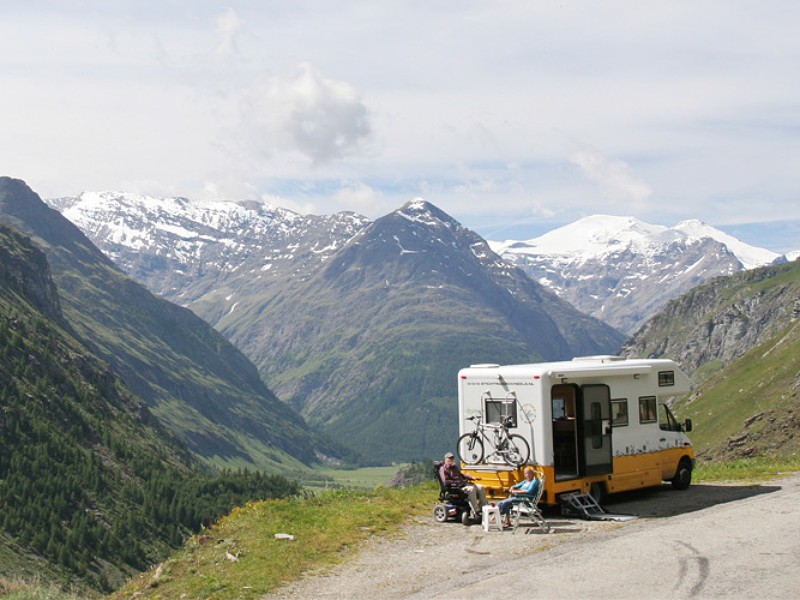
left=48, top=190, right=369, bottom=305
left=488, top=215, right=781, bottom=270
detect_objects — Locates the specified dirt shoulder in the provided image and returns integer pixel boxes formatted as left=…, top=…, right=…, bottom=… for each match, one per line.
left=266, top=475, right=796, bottom=599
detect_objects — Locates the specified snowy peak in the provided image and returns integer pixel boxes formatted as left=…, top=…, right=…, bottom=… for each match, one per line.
left=673, top=219, right=781, bottom=269
left=490, top=214, right=781, bottom=269
left=396, top=198, right=457, bottom=229
left=490, top=213, right=783, bottom=334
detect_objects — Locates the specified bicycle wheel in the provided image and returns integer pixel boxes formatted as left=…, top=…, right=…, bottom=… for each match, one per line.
left=504, top=434, right=530, bottom=467
left=457, top=433, right=484, bottom=465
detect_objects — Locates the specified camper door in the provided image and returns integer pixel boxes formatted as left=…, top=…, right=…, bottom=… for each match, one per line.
left=551, top=383, right=613, bottom=480
left=581, top=384, right=613, bottom=476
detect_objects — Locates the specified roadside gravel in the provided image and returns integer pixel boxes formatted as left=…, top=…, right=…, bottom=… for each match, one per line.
left=266, top=473, right=800, bottom=599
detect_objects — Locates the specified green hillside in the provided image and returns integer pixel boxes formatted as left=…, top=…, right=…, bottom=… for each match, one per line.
left=622, top=259, right=800, bottom=462
left=0, top=223, right=301, bottom=593
left=676, top=318, right=800, bottom=460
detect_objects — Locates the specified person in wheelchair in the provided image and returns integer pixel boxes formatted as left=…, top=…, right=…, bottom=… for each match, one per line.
left=440, top=452, right=487, bottom=518
left=498, top=466, right=541, bottom=528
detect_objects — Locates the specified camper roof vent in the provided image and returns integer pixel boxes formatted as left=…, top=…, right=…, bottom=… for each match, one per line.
left=572, top=355, right=625, bottom=363
left=470, top=363, right=500, bottom=368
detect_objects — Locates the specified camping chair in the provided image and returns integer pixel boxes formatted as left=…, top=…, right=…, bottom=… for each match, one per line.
left=509, top=474, right=549, bottom=534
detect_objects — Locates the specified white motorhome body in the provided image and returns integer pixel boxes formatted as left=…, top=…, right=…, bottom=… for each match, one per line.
left=457, top=356, right=694, bottom=505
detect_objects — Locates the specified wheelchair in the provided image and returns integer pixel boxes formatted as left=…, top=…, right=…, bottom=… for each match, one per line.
left=432, top=460, right=475, bottom=525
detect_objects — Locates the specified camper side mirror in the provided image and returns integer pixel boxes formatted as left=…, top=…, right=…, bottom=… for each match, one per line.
left=684, top=419, right=693, bottom=433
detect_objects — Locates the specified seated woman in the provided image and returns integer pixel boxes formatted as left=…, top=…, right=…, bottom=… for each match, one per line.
left=498, top=466, right=541, bottom=528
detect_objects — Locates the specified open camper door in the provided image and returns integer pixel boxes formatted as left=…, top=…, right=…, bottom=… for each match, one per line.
left=581, top=384, right=612, bottom=476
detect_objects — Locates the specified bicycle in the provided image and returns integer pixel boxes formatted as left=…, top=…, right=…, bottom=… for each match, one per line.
left=457, top=415, right=530, bottom=467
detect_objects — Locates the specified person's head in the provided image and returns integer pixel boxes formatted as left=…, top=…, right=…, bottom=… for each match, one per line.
left=444, top=452, right=455, bottom=463
left=524, top=467, right=535, bottom=479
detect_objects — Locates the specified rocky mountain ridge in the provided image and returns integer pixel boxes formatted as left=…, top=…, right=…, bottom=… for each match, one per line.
left=621, top=260, right=800, bottom=381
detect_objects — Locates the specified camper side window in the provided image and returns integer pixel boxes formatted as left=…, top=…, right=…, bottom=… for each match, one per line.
left=638, top=396, right=657, bottom=424
left=658, top=371, right=675, bottom=387
left=611, top=399, right=628, bottom=427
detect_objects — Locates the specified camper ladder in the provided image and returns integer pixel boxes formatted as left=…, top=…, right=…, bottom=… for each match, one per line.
left=560, top=492, right=606, bottom=519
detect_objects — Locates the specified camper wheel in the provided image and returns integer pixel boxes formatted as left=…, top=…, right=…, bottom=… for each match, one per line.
left=671, top=458, right=693, bottom=490
left=433, top=504, right=448, bottom=523
left=589, top=482, right=606, bottom=505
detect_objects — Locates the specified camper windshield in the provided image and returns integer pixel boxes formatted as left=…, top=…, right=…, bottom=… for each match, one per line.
left=658, top=403, right=681, bottom=432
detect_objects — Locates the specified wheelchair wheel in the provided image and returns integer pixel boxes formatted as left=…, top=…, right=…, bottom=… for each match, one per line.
left=504, top=434, right=530, bottom=467
left=461, top=510, right=472, bottom=526
left=457, top=433, right=484, bottom=465
left=433, top=504, right=448, bottom=523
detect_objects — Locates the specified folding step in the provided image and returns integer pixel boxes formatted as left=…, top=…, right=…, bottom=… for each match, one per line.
left=560, top=492, right=606, bottom=518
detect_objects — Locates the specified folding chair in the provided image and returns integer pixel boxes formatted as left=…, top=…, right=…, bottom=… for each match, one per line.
left=509, top=475, right=549, bottom=533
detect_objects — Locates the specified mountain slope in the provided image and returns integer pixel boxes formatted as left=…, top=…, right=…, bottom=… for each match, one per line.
left=676, top=318, right=800, bottom=461
left=621, top=260, right=800, bottom=381
left=43, top=192, right=624, bottom=462
left=0, top=177, right=338, bottom=471
left=207, top=200, right=625, bottom=462
left=490, top=215, right=782, bottom=334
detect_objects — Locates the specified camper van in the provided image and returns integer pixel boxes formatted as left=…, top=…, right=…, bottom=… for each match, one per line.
left=457, top=356, right=694, bottom=506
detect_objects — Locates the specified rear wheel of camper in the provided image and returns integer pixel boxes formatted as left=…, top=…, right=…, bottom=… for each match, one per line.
left=671, top=458, right=693, bottom=490
left=589, top=482, right=606, bottom=505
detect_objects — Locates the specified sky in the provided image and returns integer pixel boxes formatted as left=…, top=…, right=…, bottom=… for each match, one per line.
left=1, top=1, right=799, bottom=252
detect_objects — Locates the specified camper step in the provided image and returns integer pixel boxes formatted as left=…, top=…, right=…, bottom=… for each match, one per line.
left=560, top=492, right=606, bottom=518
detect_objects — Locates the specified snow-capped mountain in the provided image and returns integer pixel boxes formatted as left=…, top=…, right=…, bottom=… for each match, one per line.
left=48, top=191, right=370, bottom=309
left=489, top=215, right=784, bottom=334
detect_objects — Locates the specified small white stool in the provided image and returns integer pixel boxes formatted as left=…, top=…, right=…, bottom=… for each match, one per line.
left=482, top=504, right=503, bottom=532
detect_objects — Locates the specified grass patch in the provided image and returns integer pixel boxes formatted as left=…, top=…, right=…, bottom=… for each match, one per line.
left=695, top=454, right=800, bottom=483
left=112, top=482, right=436, bottom=600
left=0, top=577, right=86, bottom=600
left=308, top=465, right=405, bottom=490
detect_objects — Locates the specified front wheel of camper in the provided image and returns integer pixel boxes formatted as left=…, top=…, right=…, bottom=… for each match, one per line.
left=504, top=434, right=530, bottom=467
left=433, top=504, right=448, bottom=523
left=671, top=459, right=693, bottom=490
left=457, top=433, right=484, bottom=465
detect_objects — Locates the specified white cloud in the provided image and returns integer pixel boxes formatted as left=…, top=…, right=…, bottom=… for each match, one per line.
left=231, top=63, right=373, bottom=167
left=570, top=149, right=653, bottom=206
left=331, top=182, right=384, bottom=215
left=1, top=1, right=799, bottom=250
left=215, top=8, right=243, bottom=56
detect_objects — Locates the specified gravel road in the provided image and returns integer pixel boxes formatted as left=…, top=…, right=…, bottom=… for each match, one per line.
left=266, top=473, right=800, bottom=599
